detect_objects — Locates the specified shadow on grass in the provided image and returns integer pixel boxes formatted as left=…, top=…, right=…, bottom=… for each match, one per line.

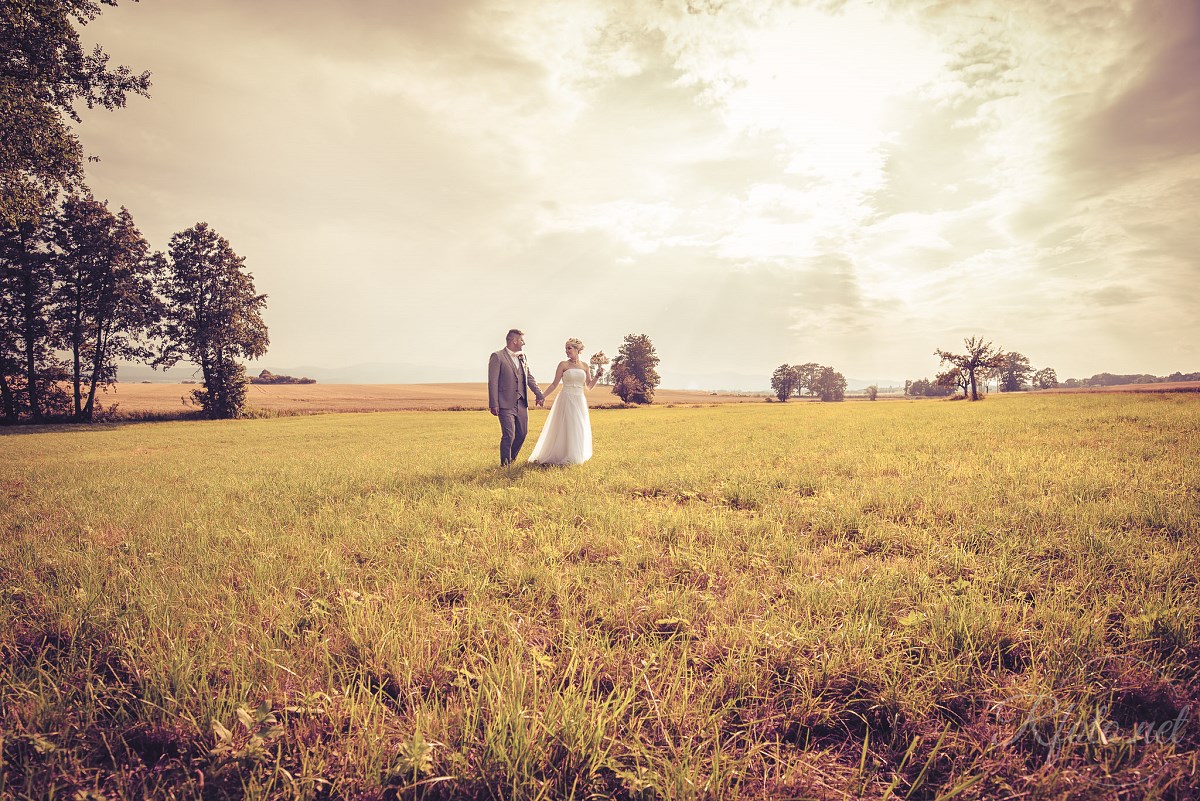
left=0, top=411, right=209, bottom=436
left=402, top=460, right=585, bottom=493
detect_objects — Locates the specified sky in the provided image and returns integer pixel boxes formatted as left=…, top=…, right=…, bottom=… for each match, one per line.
left=77, top=0, right=1200, bottom=389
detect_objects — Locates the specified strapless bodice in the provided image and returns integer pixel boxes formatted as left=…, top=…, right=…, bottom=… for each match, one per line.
left=561, top=367, right=587, bottom=391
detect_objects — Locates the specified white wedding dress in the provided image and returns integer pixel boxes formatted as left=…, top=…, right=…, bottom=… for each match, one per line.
left=529, top=367, right=592, bottom=465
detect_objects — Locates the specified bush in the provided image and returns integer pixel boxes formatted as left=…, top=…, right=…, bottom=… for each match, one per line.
left=250, top=370, right=316, bottom=385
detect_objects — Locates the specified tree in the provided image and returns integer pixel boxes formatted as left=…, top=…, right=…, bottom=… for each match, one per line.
left=0, top=191, right=70, bottom=422
left=0, top=281, right=17, bottom=421
left=157, top=223, right=268, bottom=419
left=792, top=362, right=821, bottom=397
left=865, top=385, right=878, bottom=401
left=609, top=333, right=660, bottom=404
left=589, top=350, right=610, bottom=385
left=1, top=1, right=151, bottom=424
left=52, top=194, right=159, bottom=420
left=996, top=351, right=1033, bottom=392
left=812, top=366, right=846, bottom=402
left=1, top=1, right=151, bottom=227
left=905, top=378, right=953, bottom=398
left=1033, top=367, right=1059, bottom=389
left=935, top=366, right=969, bottom=397
left=935, top=336, right=1004, bottom=401
left=770, top=363, right=797, bottom=401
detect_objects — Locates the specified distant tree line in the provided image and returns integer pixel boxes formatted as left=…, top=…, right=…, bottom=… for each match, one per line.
left=251, top=370, right=315, bottom=385
left=770, top=362, right=847, bottom=402
left=904, top=378, right=956, bottom=398
left=1, top=1, right=268, bottom=424
left=904, top=336, right=1058, bottom=401
left=922, top=338, right=1200, bottom=398
left=1060, top=372, right=1200, bottom=389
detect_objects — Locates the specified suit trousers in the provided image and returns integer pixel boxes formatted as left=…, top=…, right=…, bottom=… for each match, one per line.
left=497, top=402, right=529, bottom=465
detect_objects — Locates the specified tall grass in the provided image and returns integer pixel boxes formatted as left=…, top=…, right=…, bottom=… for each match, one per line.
left=1, top=394, right=1197, bottom=799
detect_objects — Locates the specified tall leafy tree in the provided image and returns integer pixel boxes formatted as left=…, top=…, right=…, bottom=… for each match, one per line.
left=996, top=351, right=1033, bottom=392
left=935, top=336, right=1004, bottom=401
left=792, top=362, right=822, bottom=397
left=2, top=1, right=149, bottom=423
left=812, top=366, right=846, bottom=402
left=935, top=366, right=969, bottom=397
left=610, top=333, right=660, bottom=405
left=770, top=363, right=797, bottom=401
left=1, top=1, right=151, bottom=226
left=158, top=223, right=268, bottom=419
left=1033, top=367, right=1059, bottom=390
left=0, top=191, right=70, bottom=422
left=52, top=194, right=159, bottom=420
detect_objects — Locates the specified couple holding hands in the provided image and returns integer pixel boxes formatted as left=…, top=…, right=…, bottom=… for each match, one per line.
left=487, top=329, right=602, bottom=467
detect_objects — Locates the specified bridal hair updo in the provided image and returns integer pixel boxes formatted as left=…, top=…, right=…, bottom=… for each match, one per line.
left=565, top=337, right=584, bottom=353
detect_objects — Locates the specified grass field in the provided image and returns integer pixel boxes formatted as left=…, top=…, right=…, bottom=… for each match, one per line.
left=2, top=394, right=1198, bottom=800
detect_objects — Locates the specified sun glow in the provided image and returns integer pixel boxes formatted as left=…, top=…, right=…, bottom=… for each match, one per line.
left=696, top=5, right=945, bottom=187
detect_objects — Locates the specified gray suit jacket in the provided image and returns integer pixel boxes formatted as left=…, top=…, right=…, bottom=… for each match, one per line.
left=488, top=348, right=544, bottom=411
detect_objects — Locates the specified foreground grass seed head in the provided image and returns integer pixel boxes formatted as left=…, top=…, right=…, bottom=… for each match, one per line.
left=1, top=393, right=1198, bottom=799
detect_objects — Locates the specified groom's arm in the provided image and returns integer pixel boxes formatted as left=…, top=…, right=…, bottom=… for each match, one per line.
left=527, top=366, right=544, bottom=405
left=487, top=352, right=501, bottom=414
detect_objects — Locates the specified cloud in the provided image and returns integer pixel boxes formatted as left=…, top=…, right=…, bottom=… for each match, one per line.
left=1085, top=284, right=1149, bottom=308
left=74, top=0, right=1200, bottom=384
left=1065, top=0, right=1200, bottom=179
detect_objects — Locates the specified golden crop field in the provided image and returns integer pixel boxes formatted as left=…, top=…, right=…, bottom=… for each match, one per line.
left=100, top=382, right=767, bottom=415
left=1, top=393, right=1198, bottom=800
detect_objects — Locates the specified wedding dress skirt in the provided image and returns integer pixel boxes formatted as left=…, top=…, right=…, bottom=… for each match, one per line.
left=529, top=368, right=592, bottom=465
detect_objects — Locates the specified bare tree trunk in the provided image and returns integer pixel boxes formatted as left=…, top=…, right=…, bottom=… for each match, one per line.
left=200, top=351, right=217, bottom=418
left=72, top=332, right=83, bottom=419
left=70, top=267, right=83, bottom=419
left=83, top=323, right=107, bottom=421
left=21, top=268, right=42, bottom=421
left=0, top=370, right=15, bottom=423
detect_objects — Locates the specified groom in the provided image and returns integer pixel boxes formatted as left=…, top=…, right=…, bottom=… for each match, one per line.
left=488, top=329, right=545, bottom=465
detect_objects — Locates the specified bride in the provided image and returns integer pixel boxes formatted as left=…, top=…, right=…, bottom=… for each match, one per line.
left=528, top=338, right=602, bottom=466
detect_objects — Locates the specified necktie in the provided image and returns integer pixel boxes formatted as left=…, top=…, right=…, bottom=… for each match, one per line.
left=517, top=354, right=527, bottom=398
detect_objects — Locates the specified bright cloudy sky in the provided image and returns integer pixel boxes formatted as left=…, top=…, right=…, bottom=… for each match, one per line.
left=78, top=0, right=1199, bottom=388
